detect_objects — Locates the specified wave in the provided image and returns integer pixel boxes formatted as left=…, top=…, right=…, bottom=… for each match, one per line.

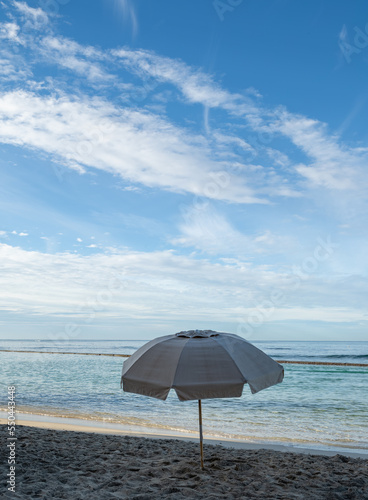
left=324, top=354, right=368, bottom=359
left=279, top=354, right=368, bottom=360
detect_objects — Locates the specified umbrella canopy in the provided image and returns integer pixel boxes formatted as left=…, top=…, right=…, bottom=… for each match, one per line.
left=121, top=330, right=284, bottom=401
left=121, top=330, right=284, bottom=469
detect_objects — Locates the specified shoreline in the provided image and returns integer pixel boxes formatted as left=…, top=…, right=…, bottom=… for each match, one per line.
left=1, top=412, right=367, bottom=459
left=1, top=423, right=367, bottom=499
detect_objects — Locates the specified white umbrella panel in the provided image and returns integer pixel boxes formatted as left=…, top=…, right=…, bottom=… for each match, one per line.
left=121, top=330, right=284, bottom=468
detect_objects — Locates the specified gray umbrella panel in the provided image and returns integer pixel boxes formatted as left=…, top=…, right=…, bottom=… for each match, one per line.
left=121, top=331, right=284, bottom=401
left=213, top=333, right=284, bottom=394
left=122, top=335, right=190, bottom=400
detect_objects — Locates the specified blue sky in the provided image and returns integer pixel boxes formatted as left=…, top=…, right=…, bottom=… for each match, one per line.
left=0, top=0, right=367, bottom=341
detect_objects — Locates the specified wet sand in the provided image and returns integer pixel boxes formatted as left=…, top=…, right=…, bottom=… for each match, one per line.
left=1, top=423, right=367, bottom=499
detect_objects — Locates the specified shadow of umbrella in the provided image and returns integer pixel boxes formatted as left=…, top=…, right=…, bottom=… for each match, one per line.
left=121, top=330, right=284, bottom=469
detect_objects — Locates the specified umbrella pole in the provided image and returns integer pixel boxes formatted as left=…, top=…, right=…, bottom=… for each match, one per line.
left=198, top=399, right=204, bottom=470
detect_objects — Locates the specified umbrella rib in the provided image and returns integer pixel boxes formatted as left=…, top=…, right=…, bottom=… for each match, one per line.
left=210, top=335, right=247, bottom=384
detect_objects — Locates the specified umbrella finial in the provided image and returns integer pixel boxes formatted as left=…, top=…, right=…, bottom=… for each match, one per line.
left=176, top=330, right=219, bottom=338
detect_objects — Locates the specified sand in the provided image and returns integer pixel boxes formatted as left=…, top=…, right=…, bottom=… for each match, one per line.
left=1, top=423, right=368, bottom=499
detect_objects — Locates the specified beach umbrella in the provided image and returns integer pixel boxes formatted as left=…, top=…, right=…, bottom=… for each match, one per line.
left=121, top=330, right=284, bottom=469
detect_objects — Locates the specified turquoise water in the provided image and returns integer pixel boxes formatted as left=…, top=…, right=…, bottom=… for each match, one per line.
left=0, top=340, right=367, bottom=452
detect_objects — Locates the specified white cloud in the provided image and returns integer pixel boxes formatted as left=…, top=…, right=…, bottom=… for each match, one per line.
left=121, top=185, right=141, bottom=192
left=0, top=58, right=27, bottom=81
left=0, top=244, right=366, bottom=326
left=38, top=36, right=116, bottom=84
left=266, top=148, right=290, bottom=168
left=0, top=242, right=252, bottom=318
left=12, top=1, right=50, bottom=28
left=0, top=1, right=366, bottom=342
left=0, top=90, right=267, bottom=203
left=111, top=44, right=368, bottom=198
left=0, top=22, right=22, bottom=43
left=109, top=46, right=368, bottom=202
left=250, top=306, right=366, bottom=323
left=173, top=204, right=296, bottom=257
left=0, top=1, right=366, bottom=211
left=212, top=132, right=252, bottom=152
left=274, top=110, right=368, bottom=191
left=18, top=232, right=28, bottom=236
left=0, top=21, right=29, bottom=80
left=112, top=46, right=246, bottom=112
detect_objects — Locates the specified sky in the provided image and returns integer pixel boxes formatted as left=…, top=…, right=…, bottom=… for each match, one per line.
left=0, top=0, right=367, bottom=341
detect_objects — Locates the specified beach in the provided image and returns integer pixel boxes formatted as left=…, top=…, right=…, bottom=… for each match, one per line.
left=1, top=341, right=368, bottom=498
left=1, top=340, right=368, bottom=453
left=1, top=422, right=368, bottom=500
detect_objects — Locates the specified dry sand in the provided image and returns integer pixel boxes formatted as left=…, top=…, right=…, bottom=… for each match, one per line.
left=1, top=424, right=368, bottom=499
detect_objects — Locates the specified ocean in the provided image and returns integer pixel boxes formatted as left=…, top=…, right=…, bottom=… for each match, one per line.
left=1, top=339, right=367, bottom=454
